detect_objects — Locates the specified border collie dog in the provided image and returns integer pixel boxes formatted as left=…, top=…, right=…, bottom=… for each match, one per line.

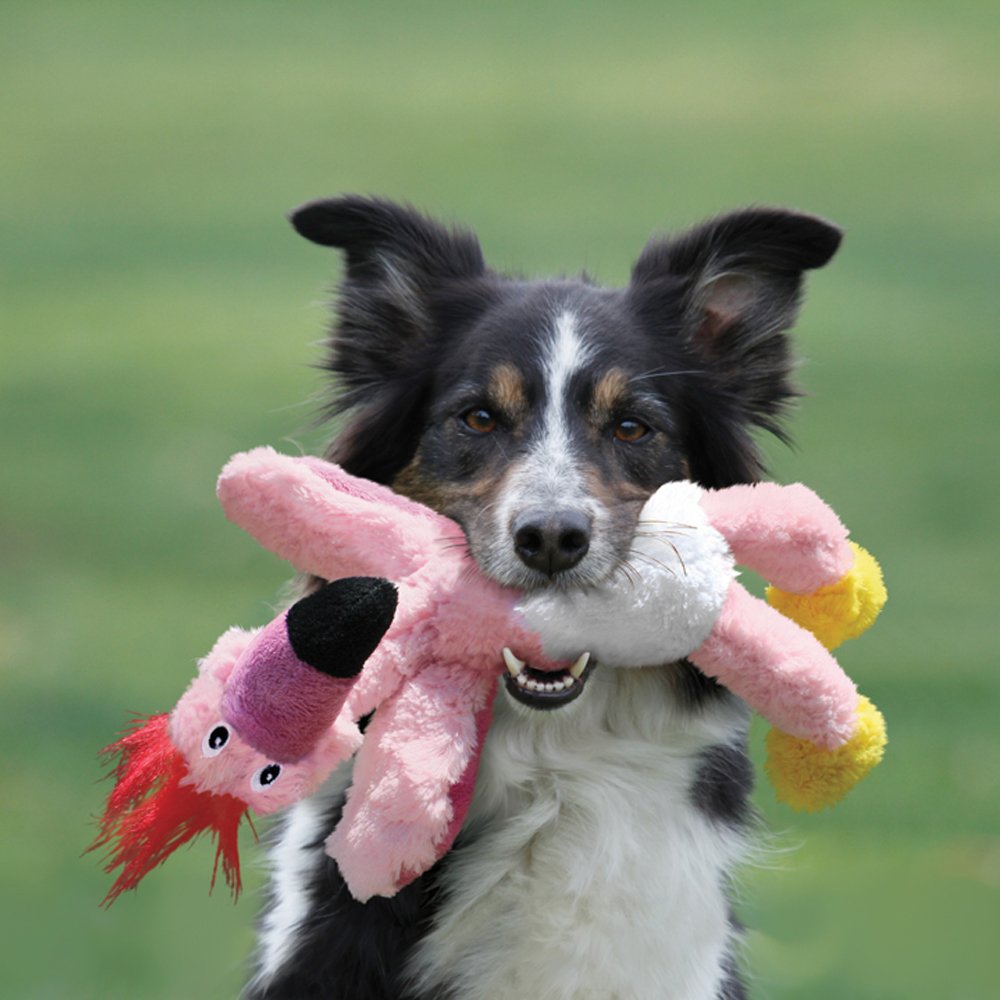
left=246, top=196, right=842, bottom=1000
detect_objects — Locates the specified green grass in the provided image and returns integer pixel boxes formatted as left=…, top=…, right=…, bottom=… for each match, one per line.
left=2, top=1, right=997, bottom=996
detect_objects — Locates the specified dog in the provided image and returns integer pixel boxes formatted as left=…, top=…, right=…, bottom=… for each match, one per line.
left=244, top=196, right=842, bottom=999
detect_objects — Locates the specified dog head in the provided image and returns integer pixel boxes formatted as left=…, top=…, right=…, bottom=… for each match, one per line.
left=291, top=196, right=840, bottom=594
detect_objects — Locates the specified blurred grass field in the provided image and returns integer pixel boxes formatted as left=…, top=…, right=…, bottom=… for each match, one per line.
left=2, top=1, right=998, bottom=996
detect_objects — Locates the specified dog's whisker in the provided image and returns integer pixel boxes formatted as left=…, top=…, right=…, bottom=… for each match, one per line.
left=631, top=536, right=689, bottom=576
left=435, top=533, right=471, bottom=553
left=627, top=367, right=704, bottom=384
left=660, top=538, right=687, bottom=576
left=614, top=559, right=641, bottom=590
left=628, top=549, right=680, bottom=578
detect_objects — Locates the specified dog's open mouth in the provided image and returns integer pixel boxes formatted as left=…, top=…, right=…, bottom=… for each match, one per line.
left=500, top=647, right=595, bottom=710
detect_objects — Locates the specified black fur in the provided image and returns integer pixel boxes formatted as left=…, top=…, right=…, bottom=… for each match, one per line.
left=716, top=952, right=750, bottom=1000
left=690, top=742, right=757, bottom=827
left=673, top=657, right=733, bottom=710
left=293, top=196, right=492, bottom=483
left=246, top=796, right=455, bottom=1000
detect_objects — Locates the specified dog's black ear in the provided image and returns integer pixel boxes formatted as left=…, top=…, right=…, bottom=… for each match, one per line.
left=290, top=196, right=491, bottom=482
left=291, top=195, right=486, bottom=286
left=290, top=197, right=486, bottom=365
left=629, top=208, right=842, bottom=439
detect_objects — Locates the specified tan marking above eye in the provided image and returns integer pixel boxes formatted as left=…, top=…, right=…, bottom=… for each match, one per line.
left=591, top=368, right=631, bottom=418
left=487, top=364, right=529, bottom=421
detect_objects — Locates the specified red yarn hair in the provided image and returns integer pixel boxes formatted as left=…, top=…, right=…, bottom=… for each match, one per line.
left=89, top=714, right=252, bottom=905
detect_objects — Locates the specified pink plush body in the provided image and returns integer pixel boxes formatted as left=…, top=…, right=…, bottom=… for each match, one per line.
left=216, top=447, right=567, bottom=900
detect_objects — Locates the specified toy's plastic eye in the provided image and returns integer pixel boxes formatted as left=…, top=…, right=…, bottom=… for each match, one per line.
left=614, top=418, right=650, bottom=443
left=203, top=724, right=230, bottom=757
left=251, top=763, right=282, bottom=792
left=461, top=408, right=497, bottom=435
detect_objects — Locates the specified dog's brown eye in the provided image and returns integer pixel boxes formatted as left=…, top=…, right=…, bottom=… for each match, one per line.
left=614, top=419, right=650, bottom=443
left=462, top=408, right=497, bottom=434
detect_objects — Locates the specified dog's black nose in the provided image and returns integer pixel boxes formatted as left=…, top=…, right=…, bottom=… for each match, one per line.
left=512, top=509, right=591, bottom=575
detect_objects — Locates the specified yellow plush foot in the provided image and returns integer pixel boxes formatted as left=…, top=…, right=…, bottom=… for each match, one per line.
left=766, top=541, right=887, bottom=651
left=765, top=696, right=887, bottom=812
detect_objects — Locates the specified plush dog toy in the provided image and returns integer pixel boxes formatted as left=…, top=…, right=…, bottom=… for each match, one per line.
left=92, top=449, right=886, bottom=904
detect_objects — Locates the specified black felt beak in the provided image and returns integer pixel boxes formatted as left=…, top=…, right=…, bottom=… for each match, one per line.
left=286, top=577, right=398, bottom=679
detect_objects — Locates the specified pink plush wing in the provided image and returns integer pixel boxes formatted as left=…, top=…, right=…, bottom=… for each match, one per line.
left=700, top=482, right=853, bottom=593
left=217, top=447, right=463, bottom=582
left=691, top=581, right=857, bottom=748
left=326, top=660, right=498, bottom=901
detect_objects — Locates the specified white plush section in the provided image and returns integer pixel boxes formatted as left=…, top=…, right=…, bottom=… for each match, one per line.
left=518, top=481, right=736, bottom=666
left=407, top=668, right=749, bottom=1000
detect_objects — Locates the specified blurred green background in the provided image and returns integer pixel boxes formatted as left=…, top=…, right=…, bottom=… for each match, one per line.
left=2, top=1, right=997, bottom=996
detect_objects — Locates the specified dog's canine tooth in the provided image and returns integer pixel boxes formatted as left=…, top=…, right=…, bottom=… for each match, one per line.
left=569, top=652, right=591, bottom=679
left=502, top=647, right=525, bottom=677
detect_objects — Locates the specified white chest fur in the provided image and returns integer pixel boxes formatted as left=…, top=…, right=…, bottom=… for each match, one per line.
left=408, top=668, right=751, bottom=1000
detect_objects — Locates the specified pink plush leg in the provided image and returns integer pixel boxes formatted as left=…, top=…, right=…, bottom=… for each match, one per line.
left=691, top=582, right=857, bottom=748
left=420, top=700, right=494, bottom=871
left=699, top=483, right=853, bottom=593
left=217, top=448, right=462, bottom=582
left=327, top=664, right=497, bottom=901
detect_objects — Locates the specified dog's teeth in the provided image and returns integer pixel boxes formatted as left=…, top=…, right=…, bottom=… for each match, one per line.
left=502, top=647, right=526, bottom=677
left=544, top=683, right=555, bottom=692
left=516, top=673, right=528, bottom=687
left=562, top=674, right=575, bottom=686
left=569, top=652, right=591, bottom=679
left=552, top=680, right=565, bottom=692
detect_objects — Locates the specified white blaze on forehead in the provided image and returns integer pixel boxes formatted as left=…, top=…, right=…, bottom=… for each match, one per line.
left=523, top=309, right=593, bottom=495
left=543, top=309, right=593, bottom=448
